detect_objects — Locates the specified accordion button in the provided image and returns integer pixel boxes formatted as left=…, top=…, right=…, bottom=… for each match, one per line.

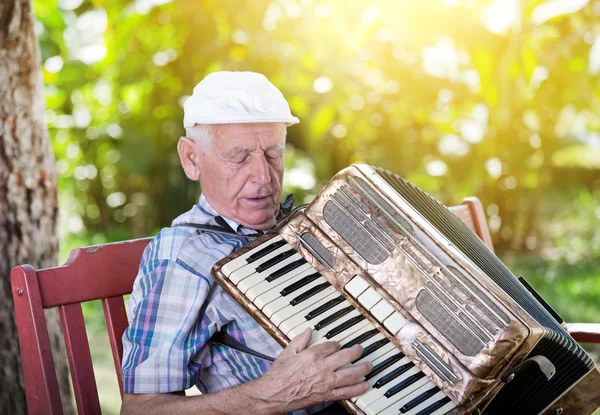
left=345, top=276, right=370, bottom=298
left=371, top=300, right=395, bottom=323
left=384, top=312, right=407, bottom=335
left=358, top=288, right=383, bottom=310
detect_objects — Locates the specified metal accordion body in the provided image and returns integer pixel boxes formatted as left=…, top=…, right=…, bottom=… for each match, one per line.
left=211, top=164, right=600, bottom=415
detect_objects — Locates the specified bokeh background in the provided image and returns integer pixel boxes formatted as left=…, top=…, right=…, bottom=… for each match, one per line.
left=33, top=0, right=599, bottom=412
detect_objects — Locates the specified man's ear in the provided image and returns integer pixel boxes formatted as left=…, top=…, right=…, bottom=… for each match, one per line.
left=177, top=137, right=201, bottom=181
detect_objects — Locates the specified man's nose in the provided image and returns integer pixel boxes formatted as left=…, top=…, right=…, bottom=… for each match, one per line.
left=249, top=155, right=271, bottom=185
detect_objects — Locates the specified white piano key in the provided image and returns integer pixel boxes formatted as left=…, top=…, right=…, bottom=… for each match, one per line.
left=376, top=386, right=427, bottom=415
left=284, top=300, right=352, bottom=338
left=247, top=263, right=314, bottom=302
left=312, top=317, right=372, bottom=346
left=371, top=299, right=395, bottom=323
left=376, top=381, right=436, bottom=415
left=383, top=311, right=407, bottom=335
left=428, top=400, right=456, bottom=415
left=267, top=277, right=331, bottom=324
left=345, top=276, right=370, bottom=298
left=364, top=387, right=414, bottom=415
left=336, top=330, right=386, bottom=370
left=351, top=349, right=404, bottom=403
left=353, top=341, right=396, bottom=367
left=361, top=368, right=428, bottom=415
left=221, top=236, right=283, bottom=276
left=402, top=390, right=446, bottom=415
left=268, top=287, right=337, bottom=322
left=237, top=253, right=304, bottom=293
left=357, top=288, right=383, bottom=311
left=355, top=357, right=411, bottom=408
left=277, top=294, right=343, bottom=335
left=229, top=245, right=291, bottom=285
left=348, top=332, right=386, bottom=350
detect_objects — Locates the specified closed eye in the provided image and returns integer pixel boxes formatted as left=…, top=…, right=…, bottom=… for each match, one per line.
left=266, top=148, right=284, bottom=160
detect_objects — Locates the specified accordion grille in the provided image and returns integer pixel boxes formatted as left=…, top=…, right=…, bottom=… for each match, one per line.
left=323, top=200, right=388, bottom=265
left=416, top=289, right=483, bottom=356
left=300, top=233, right=335, bottom=267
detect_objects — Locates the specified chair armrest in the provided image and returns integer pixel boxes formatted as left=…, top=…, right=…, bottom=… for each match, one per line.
left=566, top=323, right=600, bottom=344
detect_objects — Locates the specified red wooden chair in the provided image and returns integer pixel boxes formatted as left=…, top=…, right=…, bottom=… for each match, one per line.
left=11, top=238, right=151, bottom=414
left=10, top=198, right=600, bottom=414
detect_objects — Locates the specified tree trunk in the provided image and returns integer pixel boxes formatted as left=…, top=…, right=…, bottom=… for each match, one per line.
left=0, top=0, right=73, bottom=413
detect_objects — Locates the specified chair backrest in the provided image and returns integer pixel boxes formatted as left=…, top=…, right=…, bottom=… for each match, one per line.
left=447, top=196, right=495, bottom=252
left=10, top=197, right=597, bottom=414
left=11, top=238, right=151, bottom=415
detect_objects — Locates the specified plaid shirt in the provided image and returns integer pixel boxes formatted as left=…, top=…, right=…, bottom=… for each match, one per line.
left=122, top=195, right=287, bottom=395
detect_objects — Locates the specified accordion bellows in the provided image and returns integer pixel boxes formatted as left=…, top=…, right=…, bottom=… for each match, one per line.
left=212, top=164, right=600, bottom=415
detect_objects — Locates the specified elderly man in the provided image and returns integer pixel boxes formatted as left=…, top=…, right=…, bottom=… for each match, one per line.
left=120, top=72, right=371, bottom=415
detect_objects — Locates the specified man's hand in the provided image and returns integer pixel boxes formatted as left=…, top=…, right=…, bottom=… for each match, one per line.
left=121, top=328, right=372, bottom=415
left=253, top=328, right=372, bottom=414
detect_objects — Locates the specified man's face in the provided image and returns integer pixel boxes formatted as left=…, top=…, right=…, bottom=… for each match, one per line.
left=197, top=123, right=286, bottom=230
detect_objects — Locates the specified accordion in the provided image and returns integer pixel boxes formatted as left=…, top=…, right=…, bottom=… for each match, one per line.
left=211, top=164, right=600, bottom=415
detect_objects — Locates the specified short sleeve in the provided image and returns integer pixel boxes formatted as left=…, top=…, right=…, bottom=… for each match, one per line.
left=121, top=253, right=221, bottom=393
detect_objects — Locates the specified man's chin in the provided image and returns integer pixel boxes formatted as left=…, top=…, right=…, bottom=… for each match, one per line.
left=239, top=210, right=278, bottom=230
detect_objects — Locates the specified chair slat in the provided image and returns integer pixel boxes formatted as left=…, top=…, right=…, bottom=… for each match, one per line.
left=102, top=296, right=129, bottom=396
left=59, top=303, right=101, bottom=415
left=10, top=265, right=63, bottom=415
left=461, top=197, right=495, bottom=253
left=448, top=197, right=494, bottom=252
left=38, top=238, right=151, bottom=308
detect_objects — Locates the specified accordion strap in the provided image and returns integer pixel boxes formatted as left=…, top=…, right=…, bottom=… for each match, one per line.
left=211, top=329, right=276, bottom=362
left=171, top=220, right=260, bottom=240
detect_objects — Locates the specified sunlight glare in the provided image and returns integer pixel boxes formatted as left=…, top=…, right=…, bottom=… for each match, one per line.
left=532, top=0, right=589, bottom=25
left=480, top=0, right=520, bottom=34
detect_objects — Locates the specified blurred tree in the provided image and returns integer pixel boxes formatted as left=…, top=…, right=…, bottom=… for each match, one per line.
left=34, top=0, right=600, bottom=261
left=0, top=0, right=73, bottom=413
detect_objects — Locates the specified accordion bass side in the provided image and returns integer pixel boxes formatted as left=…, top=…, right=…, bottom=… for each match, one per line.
left=212, top=164, right=600, bottom=415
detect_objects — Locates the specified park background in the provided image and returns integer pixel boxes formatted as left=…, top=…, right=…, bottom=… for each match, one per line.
left=22, top=0, right=600, bottom=412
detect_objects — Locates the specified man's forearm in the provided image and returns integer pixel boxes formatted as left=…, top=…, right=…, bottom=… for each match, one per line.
left=121, top=379, right=284, bottom=415
left=121, top=332, right=370, bottom=415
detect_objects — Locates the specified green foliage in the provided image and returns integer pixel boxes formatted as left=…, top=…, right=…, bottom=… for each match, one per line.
left=35, top=0, right=600, bottom=260
left=35, top=0, right=599, bottom=291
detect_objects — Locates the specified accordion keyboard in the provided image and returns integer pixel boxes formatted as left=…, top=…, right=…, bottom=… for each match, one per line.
left=221, top=236, right=457, bottom=415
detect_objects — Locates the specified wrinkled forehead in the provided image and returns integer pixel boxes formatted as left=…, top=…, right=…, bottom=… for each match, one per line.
left=212, top=122, right=286, bottom=151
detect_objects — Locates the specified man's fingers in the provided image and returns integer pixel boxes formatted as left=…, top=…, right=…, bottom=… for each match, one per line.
left=325, top=344, right=363, bottom=369
left=331, top=362, right=373, bottom=388
left=331, top=380, right=370, bottom=400
left=287, top=327, right=313, bottom=354
left=306, top=340, right=341, bottom=358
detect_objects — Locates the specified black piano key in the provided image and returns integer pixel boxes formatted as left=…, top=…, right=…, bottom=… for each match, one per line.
left=414, top=396, right=451, bottom=415
left=290, top=282, right=331, bottom=306
left=373, top=362, right=415, bottom=388
left=255, top=249, right=295, bottom=273
left=314, top=306, right=354, bottom=330
left=305, top=296, right=345, bottom=320
left=341, top=329, right=379, bottom=349
left=246, top=239, right=287, bottom=263
left=400, top=387, right=439, bottom=413
left=280, top=272, right=321, bottom=295
left=352, top=338, right=390, bottom=363
left=364, top=353, right=404, bottom=380
left=266, top=258, right=308, bottom=282
left=384, top=372, right=426, bottom=398
left=324, top=315, right=366, bottom=339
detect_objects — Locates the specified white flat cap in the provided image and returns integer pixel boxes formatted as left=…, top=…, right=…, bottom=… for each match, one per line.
left=183, top=71, right=300, bottom=128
